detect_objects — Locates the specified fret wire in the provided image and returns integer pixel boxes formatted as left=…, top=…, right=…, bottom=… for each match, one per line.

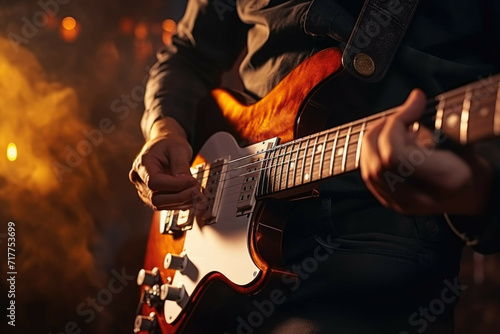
left=277, top=144, right=287, bottom=192
left=262, top=147, right=271, bottom=196
left=264, top=147, right=277, bottom=196
left=291, top=142, right=299, bottom=188
left=300, top=138, right=310, bottom=185
left=270, top=147, right=279, bottom=194
left=279, top=144, right=288, bottom=191
left=460, top=88, right=472, bottom=145
left=266, top=148, right=273, bottom=195
left=496, top=80, right=500, bottom=136
left=341, top=126, right=352, bottom=173
left=435, top=98, right=445, bottom=130
left=319, top=132, right=328, bottom=180
left=308, top=136, right=319, bottom=183
left=271, top=146, right=280, bottom=193
left=258, top=149, right=269, bottom=197
left=329, top=130, right=339, bottom=176
left=355, top=122, right=366, bottom=169
left=284, top=144, right=294, bottom=190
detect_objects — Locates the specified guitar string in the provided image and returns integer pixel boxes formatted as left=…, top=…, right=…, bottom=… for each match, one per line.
left=187, top=127, right=368, bottom=193
left=155, top=76, right=500, bottom=195
left=185, top=126, right=380, bottom=205
left=190, top=74, right=500, bottom=185
left=189, top=118, right=380, bottom=184
left=160, top=76, right=500, bottom=211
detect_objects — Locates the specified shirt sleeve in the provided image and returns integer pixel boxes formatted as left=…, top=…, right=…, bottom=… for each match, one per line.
left=141, top=0, right=249, bottom=141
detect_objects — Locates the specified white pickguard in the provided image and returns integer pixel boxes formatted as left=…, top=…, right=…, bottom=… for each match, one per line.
left=163, top=132, right=279, bottom=324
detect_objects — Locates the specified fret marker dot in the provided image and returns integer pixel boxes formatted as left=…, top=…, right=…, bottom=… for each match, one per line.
left=337, top=147, right=344, bottom=156
left=316, top=145, right=323, bottom=153
left=304, top=173, right=310, bottom=181
left=290, top=162, right=295, bottom=170
left=446, top=113, right=460, bottom=129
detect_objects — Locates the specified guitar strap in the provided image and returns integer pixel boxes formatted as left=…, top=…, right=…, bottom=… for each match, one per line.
left=342, top=0, right=420, bottom=82
left=304, top=0, right=420, bottom=82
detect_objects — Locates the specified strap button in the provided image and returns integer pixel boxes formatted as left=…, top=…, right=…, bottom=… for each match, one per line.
left=353, top=53, right=375, bottom=77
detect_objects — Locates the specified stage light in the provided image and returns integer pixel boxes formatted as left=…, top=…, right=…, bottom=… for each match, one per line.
left=7, top=143, right=17, bottom=162
left=60, top=16, right=80, bottom=42
left=134, top=23, right=148, bottom=40
left=62, top=17, right=77, bottom=31
left=162, top=19, right=176, bottom=33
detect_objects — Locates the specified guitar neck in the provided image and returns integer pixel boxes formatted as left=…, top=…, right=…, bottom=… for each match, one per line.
left=257, top=73, right=500, bottom=198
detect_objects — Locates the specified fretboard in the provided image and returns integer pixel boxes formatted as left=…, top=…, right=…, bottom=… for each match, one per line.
left=257, top=73, right=500, bottom=197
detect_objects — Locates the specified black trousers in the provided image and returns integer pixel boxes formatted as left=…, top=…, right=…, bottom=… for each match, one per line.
left=183, top=178, right=464, bottom=334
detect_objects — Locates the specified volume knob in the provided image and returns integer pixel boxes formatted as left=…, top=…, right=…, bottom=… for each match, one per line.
left=137, top=267, right=160, bottom=286
left=160, top=284, right=186, bottom=302
left=164, top=252, right=188, bottom=272
left=134, top=312, right=158, bottom=334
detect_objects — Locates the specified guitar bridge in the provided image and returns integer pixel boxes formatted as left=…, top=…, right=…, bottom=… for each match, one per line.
left=158, top=164, right=205, bottom=234
left=159, top=209, right=193, bottom=234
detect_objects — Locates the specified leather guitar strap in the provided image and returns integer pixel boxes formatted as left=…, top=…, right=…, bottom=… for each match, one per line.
left=342, top=0, right=420, bottom=82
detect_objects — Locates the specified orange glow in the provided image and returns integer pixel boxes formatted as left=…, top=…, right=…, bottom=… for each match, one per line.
left=60, top=17, right=80, bottom=42
left=215, top=48, right=343, bottom=144
left=162, top=19, right=176, bottom=33
left=7, top=143, right=17, bottom=162
left=0, top=35, right=102, bottom=314
left=161, top=19, right=176, bottom=46
left=46, top=15, right=58, bottom=30
left=120, top=17, right=134, bottom=35
left=61, top=17, right=77, bottom=31
left=134, top=23, right=148, bottom=39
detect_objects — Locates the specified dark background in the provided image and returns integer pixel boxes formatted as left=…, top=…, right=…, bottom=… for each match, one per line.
left=0, top=0, right=499, bottom=333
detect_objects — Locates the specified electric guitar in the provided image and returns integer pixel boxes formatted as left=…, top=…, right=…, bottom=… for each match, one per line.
left=133, top=47, right=500, bottom=333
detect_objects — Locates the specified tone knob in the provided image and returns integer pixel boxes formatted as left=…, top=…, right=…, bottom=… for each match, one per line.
left=164, top=252, right=188, bottom=272
left=134, top=312, right=158, bottom=333
left=137, top=267, right=160, bottom=286
left=160, top=284, right=186, bottom=302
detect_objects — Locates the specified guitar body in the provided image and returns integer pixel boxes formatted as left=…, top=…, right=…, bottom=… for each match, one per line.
left=137, top=48, right=345, bottom=333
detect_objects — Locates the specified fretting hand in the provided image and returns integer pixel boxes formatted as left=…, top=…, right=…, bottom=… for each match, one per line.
left=360, top=89, right=492, bottom=216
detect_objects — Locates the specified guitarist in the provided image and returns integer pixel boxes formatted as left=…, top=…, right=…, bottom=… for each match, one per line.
left=130, top=0, right=500, bottom=333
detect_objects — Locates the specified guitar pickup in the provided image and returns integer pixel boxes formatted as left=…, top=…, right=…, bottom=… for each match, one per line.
left=202, top=158, right=228, bottom=224
left=236, top=157, right=261, bottom=216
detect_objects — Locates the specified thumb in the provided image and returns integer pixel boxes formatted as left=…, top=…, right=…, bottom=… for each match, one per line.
left=394, top=89, right=427, bottom=126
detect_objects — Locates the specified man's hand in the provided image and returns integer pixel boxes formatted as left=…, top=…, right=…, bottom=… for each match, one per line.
left=360, top=89, right=492, bottom=216
left=129, top=117, right=203, bottom=211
